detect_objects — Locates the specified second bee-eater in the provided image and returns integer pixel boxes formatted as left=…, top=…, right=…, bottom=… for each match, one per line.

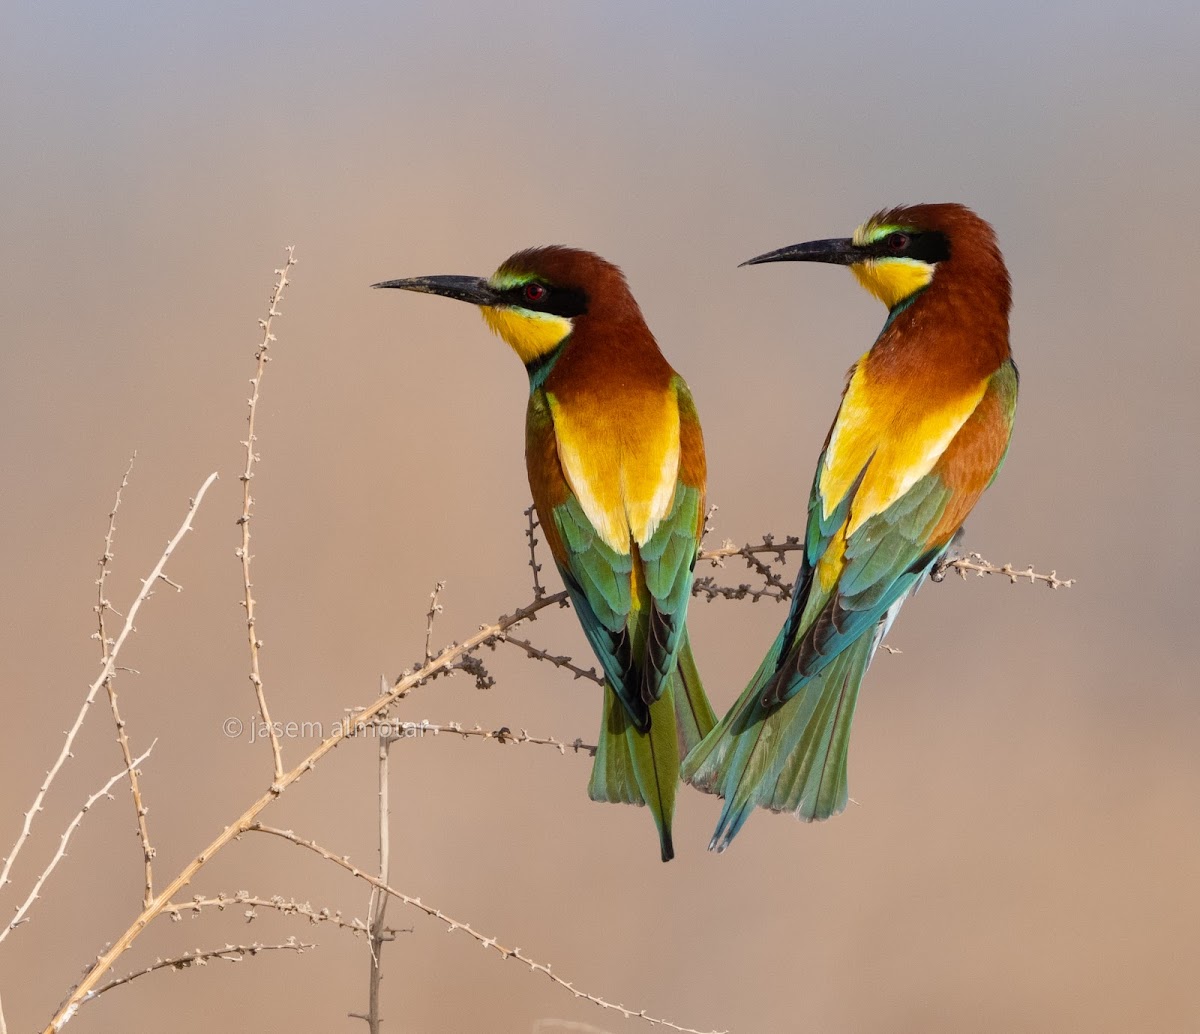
left=683, top=203, right=1018, bottom=851
left=375, top=247, right=716, bottom=861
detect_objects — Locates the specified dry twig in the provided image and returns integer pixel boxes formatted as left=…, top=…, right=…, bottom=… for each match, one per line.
left=1, top=745, right=155, bottom=945
left=1, top=471, right=217, bottom=901
left=165, top=891, right=411, bottom=937
left=252, top=825, right=725, bottom=1034
left=93, top=454, right=156, bottom=907
left=424, top=582, right=446, bottom=665
left=493, top=634, right=604, bottom=684
left=352, top=727, right=397, bottom=1032
left=934, top=551, right=1076, bottom=588
left=92, top=939, right=312, bottom=998
left=237, top=246, right=296, bottom=783
left=353, top=718, right=598, bottom=757
left=525, top=504, right=547, bottom=598
left=43, top=586, right=573, bottom=1032
left=698, top=536, right=1074, bottom=594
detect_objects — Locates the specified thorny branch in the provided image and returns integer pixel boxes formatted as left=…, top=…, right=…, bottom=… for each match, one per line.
left=1, top=745, right=155, bottom=945
left=44, top=586, right=577, bottom=1032
left=933, top=551, right=1076, bottom=588
left=485, top=532, right=1075, bottom=695
left=165, top=891, right=412, bottom=938
left=94, top=454, right=156, bottom=907
left=352, top=718, right=598, bottom=758
left=424, top=582, right=446, bottom=665
left=252, top=825, right=726, bottom=1034
left=237, top=246, right=296, bottom=782
left=92, top=940, right=312, bottom=998
left=697, top=536, right=1075, bottom=602
left=525, top=504, right=547, bottom=599
left=493, top=634, right=604, bottom=685
left=0, top=470, right=218, bottom=902
left=44, top=520, right=1065, bottom=1031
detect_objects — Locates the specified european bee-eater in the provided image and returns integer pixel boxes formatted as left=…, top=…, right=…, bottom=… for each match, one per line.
left=375, top=247, right=716, bottom=861
left=683, top=203, right=1018, bottom=851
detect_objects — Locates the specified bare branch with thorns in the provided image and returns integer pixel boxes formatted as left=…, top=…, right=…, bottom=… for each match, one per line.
left=92, top=939, right=313, bottom=998
left=0, top=470, right=217, bottom=902
left=252, top=825, right=726, bottom=1034
left=93, top=453, right=157, bottom=907
left=165, top=891, right=413, bottom=937
left=237, top=246, right=296, bottom=783
left=1, top=745, right=155, bottom=946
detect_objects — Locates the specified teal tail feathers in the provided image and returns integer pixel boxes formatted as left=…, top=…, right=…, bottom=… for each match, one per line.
left=671, top=633, right=717, bottom=755
left=589, top=684, right=680, bottom=861
left=681, top=631, right=875, bottom=852
left=587, top=635, right=712, bottom=863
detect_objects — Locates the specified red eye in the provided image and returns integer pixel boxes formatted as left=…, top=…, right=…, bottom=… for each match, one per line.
left=523, top=283, right=547, bottom=302
left=885, top=232, right=910, bottom=253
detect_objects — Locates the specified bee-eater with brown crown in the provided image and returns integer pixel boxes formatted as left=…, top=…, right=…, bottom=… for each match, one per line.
left=375, top=247, right=716, bottom=861
left=682, top=203, right=1018, bottom=851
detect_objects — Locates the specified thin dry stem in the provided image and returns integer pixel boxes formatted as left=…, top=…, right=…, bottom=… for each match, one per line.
left=356, top=718, right=598, bottom=757
left=700, top=537, right=1074, bottom=592
left=2, top=745, right=155, bottom=945
left=237, top=247, right=296, bottom=784
left=1, top=470, right=217, bottom=900
left=91, top=939, right=312, bottom=998
left=165, top=891, right=410, bottom=937
left=495, top=633, right=604, bottom=684
left=525, top=504, right=547, bottom=598
left=95, top=454, right=156, bottom=907
left=934, top=551, right=1076, bottom=588
left=359, top=729, right=396, bottom=1032
left=44, top=587, right=567, bottom=1032
left=424, top=581, right=446, bottom=665
left=252, top=825, right=725, bottom=1034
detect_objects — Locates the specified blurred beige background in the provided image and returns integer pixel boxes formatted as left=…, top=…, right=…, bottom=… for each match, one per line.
left=2, top=2, right=1197, bottom=1031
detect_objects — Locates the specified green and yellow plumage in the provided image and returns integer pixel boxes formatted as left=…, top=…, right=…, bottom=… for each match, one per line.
left=376, top=246, right=715, bottom=861
left=683, top=203, right=1018, bottom=850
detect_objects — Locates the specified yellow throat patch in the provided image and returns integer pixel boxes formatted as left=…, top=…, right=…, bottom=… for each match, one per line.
left=850, top=257, right=934, bottom=310
left=850, top=220, right=936, bottom=309
left=480, top=306, right=573, bottom=365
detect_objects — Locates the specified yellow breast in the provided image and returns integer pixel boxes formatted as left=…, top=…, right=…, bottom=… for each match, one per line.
left=821, top=360, right=986, bottom=535
left=548, top=389, right=680, bottom=554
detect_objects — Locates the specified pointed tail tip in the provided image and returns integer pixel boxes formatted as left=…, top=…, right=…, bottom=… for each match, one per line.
left=660, top=830, right=675, bottom=863
left=708, top=799, right=752, bottom=854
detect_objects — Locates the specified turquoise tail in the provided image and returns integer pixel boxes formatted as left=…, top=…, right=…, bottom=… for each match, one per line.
left=671, top=633, right=717, bottom=755
left=589, top=683, right=680, bottom=862
left=681, top=630, right=875, bottom=852
left=587, top=633, right=714, bottom=863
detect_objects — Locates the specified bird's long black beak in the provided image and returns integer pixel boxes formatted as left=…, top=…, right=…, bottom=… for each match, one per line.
left=740, top=238, right=862, bottom=268
left=371, top=274, right=501, bottom=306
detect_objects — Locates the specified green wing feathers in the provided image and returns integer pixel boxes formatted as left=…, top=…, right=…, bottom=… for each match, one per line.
left=530, top=376, right=712, bottom=861
left=685, top=364, right=1018, bottom=851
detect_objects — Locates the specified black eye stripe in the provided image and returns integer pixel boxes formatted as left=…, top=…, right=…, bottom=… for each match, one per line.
left=869, top=230, right=951, bottom=264
left=500, top=281, right=589, bottom=318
